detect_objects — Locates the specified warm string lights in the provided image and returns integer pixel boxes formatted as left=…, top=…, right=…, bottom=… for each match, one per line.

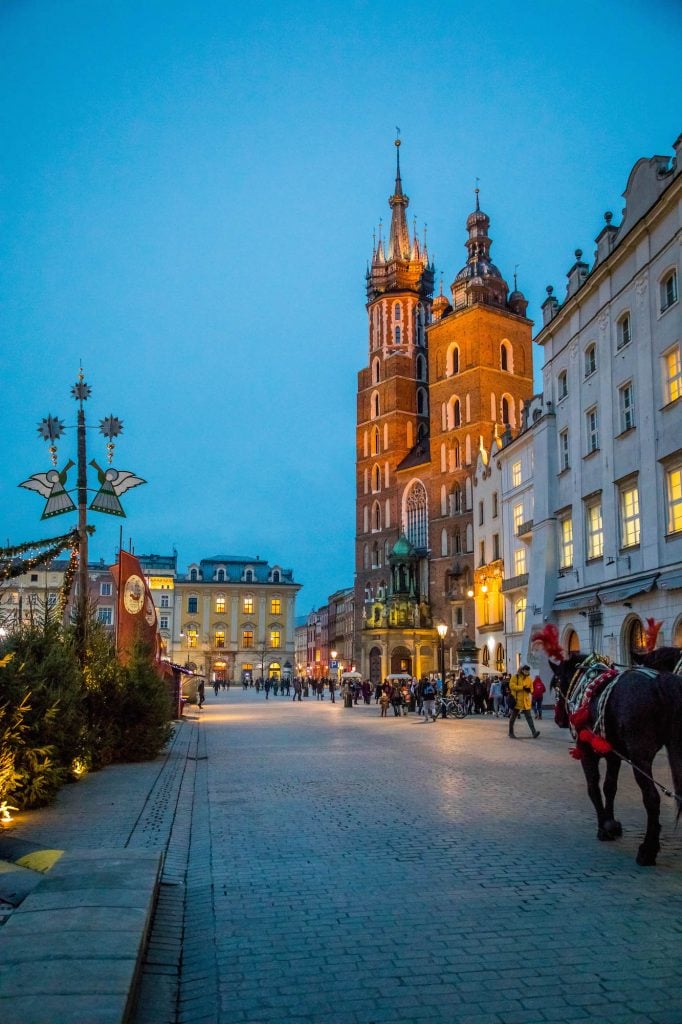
left=0, top=529, right=86, bottom=583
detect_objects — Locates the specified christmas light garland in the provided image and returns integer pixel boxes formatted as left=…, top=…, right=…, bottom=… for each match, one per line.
left=0, top=528, right=93, bottom=583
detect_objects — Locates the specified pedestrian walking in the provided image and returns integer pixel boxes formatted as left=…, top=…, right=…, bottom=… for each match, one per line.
left=422, top=678, right=436, bottom=721
left=379, top=690, right=390, bottom=717
left=508, top=665, right=540, bottom=739
left=197, top=679, right=205, bottom=709
left=488, top=676, right=503, bottom=716
left=532, top=675, right=546, bottom=720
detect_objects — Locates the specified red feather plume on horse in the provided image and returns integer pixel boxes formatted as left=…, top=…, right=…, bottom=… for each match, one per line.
left=531, top=623, right=565, bottom=663
left=644, top=618, right=663, bottom=653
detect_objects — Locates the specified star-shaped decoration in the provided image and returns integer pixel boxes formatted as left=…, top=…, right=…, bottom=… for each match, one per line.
left=71, top=372, right=92, bottom=402
left=37, top=415, right=65, bottom=442
left=99, top=415, right=123, bottom=438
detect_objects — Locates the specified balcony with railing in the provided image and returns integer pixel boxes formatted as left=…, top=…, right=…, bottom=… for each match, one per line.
left=501, top=573, right=529, bottom=593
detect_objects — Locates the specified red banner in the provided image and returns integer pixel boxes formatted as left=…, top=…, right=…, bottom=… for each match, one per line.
left=110, top=550, right=159, bottom=664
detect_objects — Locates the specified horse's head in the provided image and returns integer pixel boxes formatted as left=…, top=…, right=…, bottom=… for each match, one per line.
left=550, top=654, right=586, bottom=728
left=632, top=646, right=682, bottom=674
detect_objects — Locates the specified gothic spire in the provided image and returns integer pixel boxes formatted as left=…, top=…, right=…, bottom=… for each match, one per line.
left=387, top=135, right=411, bottom=261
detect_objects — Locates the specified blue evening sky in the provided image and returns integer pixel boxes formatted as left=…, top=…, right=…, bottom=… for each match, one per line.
left=1, top=0, right=680, bottom=613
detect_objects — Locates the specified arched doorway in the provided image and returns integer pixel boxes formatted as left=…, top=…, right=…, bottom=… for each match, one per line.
left=268, top=662, right=281, bottom=680
left=390, top=645, right=412, bottom=675
left=369, top=646, right=383, bottom=686
left=564, top=628, right=580, bottom=655
left=624, top=617, right=645, bottom=665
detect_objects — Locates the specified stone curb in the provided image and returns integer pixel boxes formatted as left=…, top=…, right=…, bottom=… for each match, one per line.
left=0, top=847, right=162, bottom=1024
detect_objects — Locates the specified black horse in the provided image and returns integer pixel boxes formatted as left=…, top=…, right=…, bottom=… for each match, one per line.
left=550, top=652, right=682, bottom=866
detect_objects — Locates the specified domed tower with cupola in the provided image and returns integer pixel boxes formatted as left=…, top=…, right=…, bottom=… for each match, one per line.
left=354, top=139, right=436, bottom=684
left=427, top=189, right=533, bottom=667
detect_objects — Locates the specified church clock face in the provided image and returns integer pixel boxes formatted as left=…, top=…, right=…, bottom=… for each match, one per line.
left=123, top=574, right=145, bottom=615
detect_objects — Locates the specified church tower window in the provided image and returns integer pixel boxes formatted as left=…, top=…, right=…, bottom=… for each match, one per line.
left=405, top=481, right=428, bottom=549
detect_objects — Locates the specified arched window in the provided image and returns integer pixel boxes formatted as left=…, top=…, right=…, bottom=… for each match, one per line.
left=441, top=528, right=448, bottom=556
left=584, top=343, right=597, bottom=377
left=446, top=343, right=460, bottom=376
left=453, top=484, right=462, bottom=513
left=558, top=371, right=568, bottom=401
left=565, top=629, right=580, bottom=654
left=372, top=542, right=380, bottom=568
left=440, top=443, right=447, bottom=473
left=373, top=465, right=381, bottom=492
left=189, top=568, right=198, bottom=581
left=660, top=268, right=678, bottom=313
left=405, top=481, right=428, bottom=549
left=416, top=354, right=426, bottom=381
left=454, top=528, right=461, bottom=553
left=482, top=645, right=490, bottom=666
left=372, top=427, right=380, bottom=455
left=440, top=484, right=447, bottom=515
left=500, top=340, right=513, bottom=372
left=394, top=302, right=401, bottom=321
left=371, top=391, right=380, bottom=419
left=448, top=396, right=461, bottom=429
left=417, top=422, right=427, bottom=441
left=395, top=325, right=401, bottom=345
left=501, top=394, right=516, bottom=428
left=216, top=568, right=225, bottom=581
left=616, top=314, right=631, bottom=351
left=417, top=387, right=428, bottom=415
left=490, top=393, right=497, bottom=421
left=372, top=501, right=381, bottom=531
left=501, top=396, right=510, bottom=425
left=495, top=643, right=505, bottom=672
left=372, top=357, right=381, bottom=383
left=454, top=443, right=461, bottom=468
left=627, top=617, right=646, bottom=661
left=245, top=569, right=254, bottom=582
left=385, top=498, right=391, bottom=528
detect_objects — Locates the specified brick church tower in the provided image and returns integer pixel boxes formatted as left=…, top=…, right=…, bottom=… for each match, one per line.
left=354, top=141, right=435, bottom=683
left=354, top=151, right=533, bottom=683
left=426, top=190, right=533, bottom=664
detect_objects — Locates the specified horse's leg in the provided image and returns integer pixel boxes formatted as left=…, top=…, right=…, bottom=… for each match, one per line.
left=631, top=759, right=661, bottom=867
left=601, top=752, right=623, bottom=838
left=580, top=749, right=615, bottom=841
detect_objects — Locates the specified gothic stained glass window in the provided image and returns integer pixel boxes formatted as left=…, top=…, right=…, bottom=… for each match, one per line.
left=405, top=481, right=428, bottom=549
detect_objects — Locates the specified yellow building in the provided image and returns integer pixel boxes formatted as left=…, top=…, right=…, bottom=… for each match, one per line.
left=172, top=555, right=301, bottom=684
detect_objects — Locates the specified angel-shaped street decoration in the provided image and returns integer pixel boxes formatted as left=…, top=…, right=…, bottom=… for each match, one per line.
left=89, top=459, right=146, bottom=517
left=19, top=460, right=76, bottom=519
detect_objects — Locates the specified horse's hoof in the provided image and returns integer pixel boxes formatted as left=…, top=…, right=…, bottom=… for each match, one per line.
left=612, top=820, right=623, bottom=837
left=603, top=819, right=623, bottom=839
left=597, top=828, right=616, bottom=842
left=636, top=843, right=659, bottom=866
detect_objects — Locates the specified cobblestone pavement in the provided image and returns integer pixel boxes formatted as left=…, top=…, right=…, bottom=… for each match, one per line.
left=160, top=690, right=682, bottom=1024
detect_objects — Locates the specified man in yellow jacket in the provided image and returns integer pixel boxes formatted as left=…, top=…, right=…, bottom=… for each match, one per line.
left=508, top=664, right=540, bottom=740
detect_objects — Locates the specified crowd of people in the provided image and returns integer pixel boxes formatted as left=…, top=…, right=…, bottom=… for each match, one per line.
left=225, top=669, right=547, bottom=724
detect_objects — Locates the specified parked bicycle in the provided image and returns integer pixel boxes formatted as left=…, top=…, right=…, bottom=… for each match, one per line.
left=434, top=694, right=467, bottom=719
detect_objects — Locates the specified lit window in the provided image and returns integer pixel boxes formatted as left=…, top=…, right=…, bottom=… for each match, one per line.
left=270, top=630, right=281, bottom=649
left=560, top=517, right=573, bottom=569
left=243, top=595, right=254, bottom=615
left=188, top=597, right=198, bottom=614
left=586, top=407, right=599, bottom=453
left=214, top=630, right=225, bottom=648
left=667, top=467, right=682, bottom=534
left=513, top=504, right=524, bottom=532
left=617, top=313, right=631, bottom=350
left=558, top=370, right=568, bottom=401
left=586, top=502, right=604, bottom=559
left=242, top=629, right=254, bottom=649
left=271, top=598, right=281, bottom=615
left=216, top=596, right=225, bottom=613
left=584, top=344, right=597, bottom=377
left=559, top=429, right=570, bottom=471
left=514, top=596, right=526, bottom=633
left=97, top=607, right=113, bottom=625
left=619, top=382, right=635, bottom=432
left=187, top=629, right=198, bottom=648
left=511, top=461, right=522, bottom=487
left=660, top=269, right=678, bottom=313
left=620, top=485, right=640, bottom=548
left=664, top=347, right=682, bottom=404
left=514, top=547, right=526, bottom=576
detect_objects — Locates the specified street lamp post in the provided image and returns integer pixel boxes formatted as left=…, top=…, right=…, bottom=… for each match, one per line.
left=437, top=623, right=448, bottom=717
